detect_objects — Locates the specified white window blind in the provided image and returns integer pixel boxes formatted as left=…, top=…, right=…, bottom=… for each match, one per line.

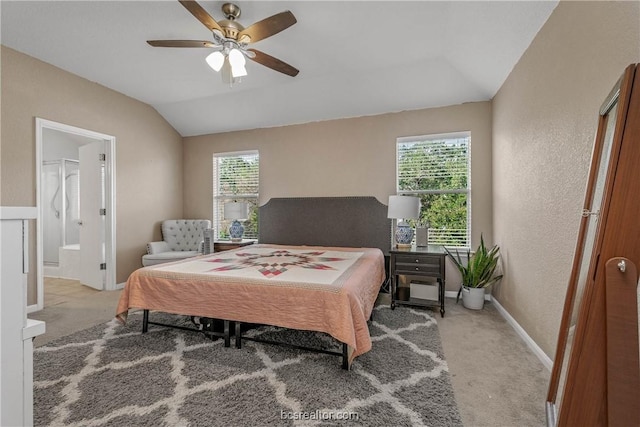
left=396, top=132, right=470, bottom=247
left=212, top=151, right=259, bottom=240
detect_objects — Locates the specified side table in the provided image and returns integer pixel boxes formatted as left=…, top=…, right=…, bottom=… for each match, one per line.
left=390, top=244, right=447, bottom=317
left=214, top=240, right=255, bottom=252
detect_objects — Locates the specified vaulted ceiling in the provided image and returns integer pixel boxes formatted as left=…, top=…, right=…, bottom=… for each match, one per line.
left=1, top=1, right=557, bottom=136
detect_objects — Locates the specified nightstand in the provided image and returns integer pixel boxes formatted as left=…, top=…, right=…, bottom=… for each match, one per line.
left=390, top=245, right=447, bottom=317
left=213, top=240, right=255, bottom=252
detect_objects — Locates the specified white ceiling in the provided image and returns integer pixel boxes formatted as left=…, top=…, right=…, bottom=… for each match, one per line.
left=1, top=1, right=557, bottom=137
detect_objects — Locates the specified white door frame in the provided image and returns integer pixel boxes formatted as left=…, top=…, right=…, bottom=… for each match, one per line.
left=31, top=118, right=117, bottom=313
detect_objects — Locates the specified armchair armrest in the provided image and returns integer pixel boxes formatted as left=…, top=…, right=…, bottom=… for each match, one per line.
left=147, top=241, right=170, bottom=255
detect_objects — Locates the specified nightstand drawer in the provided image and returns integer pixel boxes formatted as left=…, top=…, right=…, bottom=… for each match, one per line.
left=395, top=262, right=442, bottom=276
left=395, top=254, right=442, bottom=266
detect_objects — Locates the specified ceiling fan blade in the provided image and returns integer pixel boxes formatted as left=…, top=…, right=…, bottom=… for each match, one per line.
left=248, top=49, right=299, bottom=77
left=178, top=0, right=223, bottom=33
left=147, top=40, right=217, bottom=48
left=238, top=11, right=296, bottom=44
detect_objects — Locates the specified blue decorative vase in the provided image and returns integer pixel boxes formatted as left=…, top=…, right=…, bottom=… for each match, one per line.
left=395, top=223, right=414, bottom=247
left=229, top=220, right=244, bottom=242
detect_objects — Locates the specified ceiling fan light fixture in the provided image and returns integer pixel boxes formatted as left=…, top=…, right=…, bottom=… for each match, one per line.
left=231, top=63, right=248, bottom=78
left=151, top=1, right=298, bottom=84
left=228, top=48, right=247, bottom=78
left=206, top=51, right=224, bottom=72
left=228, top=48, right=245, bottom=67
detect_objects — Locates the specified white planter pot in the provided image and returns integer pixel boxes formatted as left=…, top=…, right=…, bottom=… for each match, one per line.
left=461, top=286, right=485, bottom=310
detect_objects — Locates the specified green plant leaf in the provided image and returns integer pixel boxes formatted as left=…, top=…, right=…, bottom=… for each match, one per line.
left=446, top=233, right=502, bottom=288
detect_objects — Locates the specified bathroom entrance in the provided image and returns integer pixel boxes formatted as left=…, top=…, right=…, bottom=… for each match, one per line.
left=34, top=119, right=116, bottom=312
left=42, top=158, right=80, bottom=275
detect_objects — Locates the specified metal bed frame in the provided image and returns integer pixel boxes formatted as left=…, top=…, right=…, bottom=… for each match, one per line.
left=141, top=310, right=352, bottom=369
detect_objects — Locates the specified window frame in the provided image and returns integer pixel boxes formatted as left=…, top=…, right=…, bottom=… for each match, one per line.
left=212, top=150, right=260, bottom=241
left=395, top=131, right=471, bottom=248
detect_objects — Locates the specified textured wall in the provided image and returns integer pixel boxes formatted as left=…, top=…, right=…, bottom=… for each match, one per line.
left=1, top=46, right=184, bottom=300
left=492, top=1, right=640, bottom=358
left=183, top=102, right=493, bottom=291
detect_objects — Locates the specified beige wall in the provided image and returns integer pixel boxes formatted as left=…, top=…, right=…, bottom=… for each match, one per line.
left=492, top=1, right=640, bottom=358
left=1, top=46, right=184, bottom=301
left=9, top=1, right=630, bottom=354
left=183, top=102, right=493, bottom=291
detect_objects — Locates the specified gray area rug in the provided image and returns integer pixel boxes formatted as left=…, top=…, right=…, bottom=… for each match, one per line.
left=34, top=305, right=462, bottom=426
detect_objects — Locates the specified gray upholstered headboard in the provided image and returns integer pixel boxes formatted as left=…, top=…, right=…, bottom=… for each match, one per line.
left=258, top=196, right=391, bottom=253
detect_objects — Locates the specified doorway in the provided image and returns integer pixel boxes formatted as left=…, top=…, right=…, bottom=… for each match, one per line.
left=32, top=118, right=116, bottom=313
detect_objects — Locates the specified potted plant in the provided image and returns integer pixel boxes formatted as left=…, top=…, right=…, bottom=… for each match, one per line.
left=445, top=235, right=503, bottom=310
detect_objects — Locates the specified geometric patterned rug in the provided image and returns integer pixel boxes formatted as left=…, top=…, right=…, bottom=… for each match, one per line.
left=33, top=305, right=462, bottom=426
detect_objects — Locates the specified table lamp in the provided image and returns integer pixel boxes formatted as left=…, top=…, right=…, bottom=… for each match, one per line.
left=387, top=195, right=421, bottom=248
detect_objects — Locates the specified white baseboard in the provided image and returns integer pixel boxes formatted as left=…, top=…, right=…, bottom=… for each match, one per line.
left=43, top=265, right=60, bottom=278
left=444, top=290, right=492, bottom=301
left=491, top=297, right=553, bottom=371
left=115, top=282, right=126, bottom=290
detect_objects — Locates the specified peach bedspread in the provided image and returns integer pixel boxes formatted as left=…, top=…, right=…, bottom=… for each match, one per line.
left=116, top=244, right=385, bottom=362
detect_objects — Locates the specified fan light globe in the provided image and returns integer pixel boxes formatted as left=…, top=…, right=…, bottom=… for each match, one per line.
left=228, top=48, right=245, bottom=67
left=232, top=64, right=248, bottom=78
left=228, top=49, right=247, bottom=77
left=206, top=51, right=225, bottom=72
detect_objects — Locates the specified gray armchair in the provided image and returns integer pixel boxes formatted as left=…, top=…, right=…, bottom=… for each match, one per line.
left=142, top=219, right=212, bottom=267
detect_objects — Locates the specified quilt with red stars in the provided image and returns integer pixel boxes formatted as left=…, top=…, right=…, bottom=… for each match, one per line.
left=148, top=246, right=364, bottom=290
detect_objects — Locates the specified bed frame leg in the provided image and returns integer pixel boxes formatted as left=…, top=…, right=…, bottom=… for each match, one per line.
left=223, top=320, right=230, bottom=347
left=235, top=322, right=242, bottom=348
left=142, top=310, right=149, bottom=333
left=341, top=343, right=350, bottom=370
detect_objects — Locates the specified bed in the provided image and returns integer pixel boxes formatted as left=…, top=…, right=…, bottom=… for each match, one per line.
left=116, top=196, right=391, bottom=368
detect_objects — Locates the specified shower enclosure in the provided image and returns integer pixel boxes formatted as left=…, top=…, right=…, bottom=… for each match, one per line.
left=42, top=159, right=80, bottom=265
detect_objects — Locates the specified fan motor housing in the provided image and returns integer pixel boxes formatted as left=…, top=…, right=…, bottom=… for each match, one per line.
left=220, top=3, right=243, bottom=39
left=219, top=19, right=244, bottom=40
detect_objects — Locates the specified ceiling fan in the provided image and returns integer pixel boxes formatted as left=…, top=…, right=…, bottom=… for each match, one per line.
left=148, top=1, right=299, bottom=84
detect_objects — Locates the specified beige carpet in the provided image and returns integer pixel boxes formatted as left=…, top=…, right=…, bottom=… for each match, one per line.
left=30, top=278, right=124, bottom=345
left=438, top=301, right=549, bottom=427
left=30, top=282, right=549, bottom=426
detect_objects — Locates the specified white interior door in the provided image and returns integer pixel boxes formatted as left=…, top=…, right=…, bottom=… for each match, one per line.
left=78, top=141, right=105, bottom=290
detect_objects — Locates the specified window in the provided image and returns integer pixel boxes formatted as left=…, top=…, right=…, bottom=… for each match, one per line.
left=212, top=151, right=259, bottom=240
left=396, top=132, right=470, bottom=247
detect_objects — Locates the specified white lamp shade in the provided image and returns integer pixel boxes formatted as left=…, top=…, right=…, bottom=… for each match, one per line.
left=229, top=49, right=247, bottom=78
left=228, top=49, right=245, bottom=67
left=224, top=202, right=248, bottom=220
left=208, top=48, right=248, bottom=82
left=206, top=51, right=224, bottom=72
left=231, top=63, right=248, bottom=78
left=387, top=195, right=421, bottom=220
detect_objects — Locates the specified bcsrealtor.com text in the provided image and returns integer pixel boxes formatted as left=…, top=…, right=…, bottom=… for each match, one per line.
left=280, top=410, right=360, bottom=421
